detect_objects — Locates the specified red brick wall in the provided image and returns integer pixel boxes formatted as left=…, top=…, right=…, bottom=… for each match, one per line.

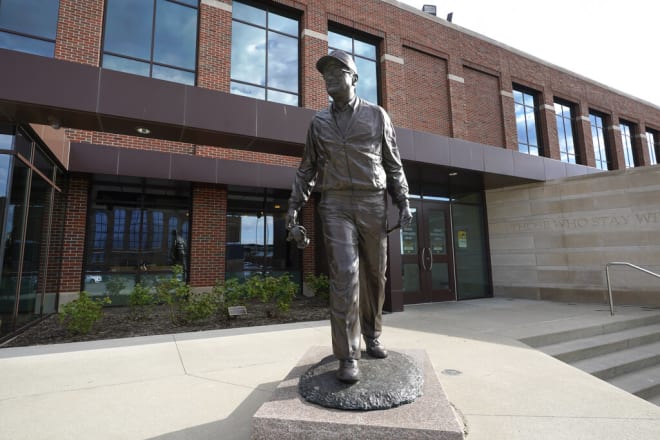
left=198, top=1, right=231, bottom=92
left=464, top=66, right=505, bottom=147
left=189, top=183, right=226, bottom=287
left=55, top=0, right=103, bottom=65
left=59, top=174, right=89, bottom=293
left=401, top=46, right=450, bottom=136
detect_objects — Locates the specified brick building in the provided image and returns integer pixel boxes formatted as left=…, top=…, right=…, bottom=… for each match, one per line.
left=1, top=0, right=659, bottom=337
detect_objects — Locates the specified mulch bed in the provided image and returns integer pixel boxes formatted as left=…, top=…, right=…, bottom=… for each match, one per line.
left=2, top=296, right=330, bottom=348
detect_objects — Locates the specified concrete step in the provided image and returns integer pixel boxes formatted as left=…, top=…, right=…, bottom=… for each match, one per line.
left=648, top=393, right=660, bottom=406
left=607, top=363, right=660, bottom=400
left=539, top=323, right=660, bottom=363
left=570, top=340, right=660, bottom=380
left=520, top=314, right=660, bottom=348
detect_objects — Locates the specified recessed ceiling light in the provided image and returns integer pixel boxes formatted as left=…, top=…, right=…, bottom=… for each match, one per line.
left=136, top=127, right=151, bottom=135
left=449, top=172, right=458, bottom=176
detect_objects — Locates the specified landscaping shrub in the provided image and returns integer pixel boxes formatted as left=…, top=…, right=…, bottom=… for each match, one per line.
left=59, top=291, right=112, bottom=335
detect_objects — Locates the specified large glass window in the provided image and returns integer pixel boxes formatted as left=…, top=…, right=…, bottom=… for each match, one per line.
left=83, top=176, right=191, bottom=304
left=647, top=130, right=658, bottom=166
left=620, top=122, right=636, bottom=168
left=513, top=87, right=541, bottom=156
left=0, top=126, right=62, bottom=337
left=225, top=187, right=300, bottom=284
left=328, top=29, right=379, bottom=105
left=230, top=1, right=299, bottom=106
left=590, top=112, right=610, bottom=170
left=0, top=0, right=60, bottom=57
left=102, top=0, right=198, bottom=85
left=554, top=101, right=578, bottom=164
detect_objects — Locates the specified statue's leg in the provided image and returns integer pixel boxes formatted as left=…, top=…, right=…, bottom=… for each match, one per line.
left=356, top=193, right=387, bottom=340
left=319, top=194, right=361, bottom=361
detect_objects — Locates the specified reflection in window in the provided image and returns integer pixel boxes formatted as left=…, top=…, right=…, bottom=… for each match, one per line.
left=620, top=122, right=635, bottom=168
left=168, top=217, right=179, bottom=248
left=554, top=101, right=577, bottom=164
left=152, top=211, right=163, bottom=249
left=647, top=131, right=658, bottom=165
left=328, top=30, right=379, bottom=105
left=230, top=1, right=299, bottom=106
left=93, top=212, right=107, bottom=249
left=590, top=113, right=610, bottom=170
left=102, top=0, right=198, bottom=85
left=513, top=88, right=540, bottom=156
left=113, top=209, right=126, bottom=249
left=0, top=0, right=59, bottom=57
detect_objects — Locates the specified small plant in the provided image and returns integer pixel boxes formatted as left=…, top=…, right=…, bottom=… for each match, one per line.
left=105, top=276, right=127, bottom=297
left=213, top=277, right=248, bottom=320
left=128, top=283, right=156, bottom=320
left=59, top=291, right=111, bottom=335
left=304, top=273, right=330, bottom=303
left=244, top=273, right=298, bottom=317
left=179, top=290, right=221, bottom=323
left=154, top=265, right=191, bottom=324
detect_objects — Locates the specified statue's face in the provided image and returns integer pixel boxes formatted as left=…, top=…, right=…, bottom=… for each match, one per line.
left=322, top=60, right=355, bottom=100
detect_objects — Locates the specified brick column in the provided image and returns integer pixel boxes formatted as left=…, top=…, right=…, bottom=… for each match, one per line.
left=59, top=174, right=90, bottom=306
left=190, top=183, right=226, bottom=288
left=498, top=71, right=518, bottom=151
left=540, top=93, right=559, bottom=160
left=446, top=58, right=467, bottom=139
left=55, top=0, right=103, bottom=65
left=576, top=102, right=594, bottom=167
left=608, top=114, right=625, bottom=170
left=198, top=0, right=232, bottom=92
left=637, top=123, right=651, bottom=165
left=300, top=8, right=328, bottom=111
left=381, top=35, right=405, bottom=124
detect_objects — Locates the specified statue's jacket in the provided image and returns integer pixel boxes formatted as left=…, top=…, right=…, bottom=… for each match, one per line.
left=289, top=97, right=409, bottom=211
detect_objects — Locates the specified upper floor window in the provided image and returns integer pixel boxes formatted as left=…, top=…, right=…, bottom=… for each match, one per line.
left=0, top=0, right=60, bottom=57
left=230, top=1, right=299, bottom=106
left=589, top=112, right=610, bottom=170
left=328, top=29, right=379, bottom=105
left=619, top=121, right=636, bottom=168
left=646, top=130, right=658, bottom=165
left=102, top=0, right=198, bottom=86
left=554, top=101, right=577, bottom=164
left=513, top=87, right=541, bottom=156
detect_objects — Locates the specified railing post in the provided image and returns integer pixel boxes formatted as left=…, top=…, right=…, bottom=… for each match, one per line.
left=606, top=264, right=615, bottom=316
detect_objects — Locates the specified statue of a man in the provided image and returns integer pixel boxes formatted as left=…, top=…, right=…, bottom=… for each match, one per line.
left=287, top=50, right=412, bottom=383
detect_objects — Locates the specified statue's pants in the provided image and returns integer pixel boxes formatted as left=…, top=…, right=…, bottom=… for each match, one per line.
left=318, top=190, right=388, bottom=361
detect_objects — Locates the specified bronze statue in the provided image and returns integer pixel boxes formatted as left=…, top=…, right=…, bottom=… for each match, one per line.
left=287, top=50, right=412, bottom=383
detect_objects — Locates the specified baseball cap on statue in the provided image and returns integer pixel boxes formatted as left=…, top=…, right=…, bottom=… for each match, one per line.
left=316, top=49, right=358, bottom=75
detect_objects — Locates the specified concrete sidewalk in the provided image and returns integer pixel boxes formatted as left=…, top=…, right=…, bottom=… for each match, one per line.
left=1, top=298, right=660, bottom=439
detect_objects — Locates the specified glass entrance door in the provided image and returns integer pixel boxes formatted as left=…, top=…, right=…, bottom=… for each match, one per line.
left=400, top=199, right=454, bottom=303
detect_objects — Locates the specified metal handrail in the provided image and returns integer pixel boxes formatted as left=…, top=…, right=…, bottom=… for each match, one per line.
left=605, top=262, right=660, bottom=316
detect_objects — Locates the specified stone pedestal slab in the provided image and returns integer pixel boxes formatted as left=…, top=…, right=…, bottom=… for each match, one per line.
left=252, top=346, right=465, bottom=439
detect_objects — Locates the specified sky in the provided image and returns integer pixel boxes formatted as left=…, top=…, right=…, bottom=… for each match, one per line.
left=397, top=0, right=660, bottom=108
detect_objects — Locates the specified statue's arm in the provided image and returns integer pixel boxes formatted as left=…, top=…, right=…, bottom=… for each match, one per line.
left=380, top=108, right=409, bottom=210
left=287, top=125, right=319, bottom=227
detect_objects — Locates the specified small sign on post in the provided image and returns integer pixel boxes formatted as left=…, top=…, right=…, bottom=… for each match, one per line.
left=228, top=305, right=248, bottom=317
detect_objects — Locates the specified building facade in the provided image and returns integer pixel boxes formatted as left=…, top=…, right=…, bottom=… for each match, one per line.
left=1, top=0, right=659, bottom=337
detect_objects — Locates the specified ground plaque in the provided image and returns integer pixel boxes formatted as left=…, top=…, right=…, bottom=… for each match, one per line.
left=252, top=346, right=465, bottom=440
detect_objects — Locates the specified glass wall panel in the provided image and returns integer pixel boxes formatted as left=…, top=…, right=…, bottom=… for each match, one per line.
left=513, top=87, right=541, bottom=156
left=102, top=0, right=198, bottom=85
left=453, top=201, right=489, bottom=299
left=590, top=113, right=610, bottom=170
left=555, top=101, right=577, bottom=164
left=225, top=187, right=300, bottom=284
left=84, top=177, right=191, bottom=304
left=647, top=131, right=658, bottom=165
left=620, top=122, right=636, bottom=168
left=0, top=0, right=59, bottom=57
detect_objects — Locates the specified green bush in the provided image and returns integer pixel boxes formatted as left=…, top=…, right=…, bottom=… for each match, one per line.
left=304, top=273, right=330, bottom=302
left=180, top=291, right=222, bottom=323
left=154, top=265, right=192, bottom=324
left=128, top=283, right=156, bottom=320
left=59, top=291, right=112, bottom=335
left=213, top=274, right=299, bottom=318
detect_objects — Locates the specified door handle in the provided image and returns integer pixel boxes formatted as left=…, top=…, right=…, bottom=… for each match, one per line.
left=420, top=247, right=428, bottom=271
left=426, top=247, right=433, bottom=271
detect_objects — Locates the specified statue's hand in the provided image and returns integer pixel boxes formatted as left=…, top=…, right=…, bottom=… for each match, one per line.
left=286, top=208, right=298, bottom=230
left=399, top=205, right=413, bottom=228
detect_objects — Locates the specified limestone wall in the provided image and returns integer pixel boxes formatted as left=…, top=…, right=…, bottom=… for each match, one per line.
left=486, top=165, right=660, bottom=306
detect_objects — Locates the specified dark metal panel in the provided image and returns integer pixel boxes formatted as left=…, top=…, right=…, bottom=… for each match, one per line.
left=543, top=159, right=568, bottom=180
left=255, top=99, right=312, bottom=146
left=395, top=127, right=415, bottom=161
left=449, top=138, right=485, bottom=171
left=413, top=129, right=450, bottom=164
left=171, top=154, right=216, bottom=183
left=256, top=163, right=297, bottom=190
left=117, top=148, right=170, bottom=179
left=69, top=143, right=119, bottom=174
left=483, top=146, right=515, bottom=176
left=513, top=151, right=546, bottom=180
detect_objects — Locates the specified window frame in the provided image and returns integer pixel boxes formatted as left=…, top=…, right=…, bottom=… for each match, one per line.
left=513, top=85, right=542, bottom=156
left=229, top=0, right=301, bottom=106
left=101, top=0, right=199, bottom=86
left=589, top=111, right=611, bottom=170
left=554, top=99, right=579, bottom=164
left=646, top=129, right=658, bottom=166
left=0, top=0, right=60, bottom=57
left=619, top=120, right=636, bottom=168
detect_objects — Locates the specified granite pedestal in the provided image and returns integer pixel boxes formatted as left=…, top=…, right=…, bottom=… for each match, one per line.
left=252, top=346, right=465, bottom=439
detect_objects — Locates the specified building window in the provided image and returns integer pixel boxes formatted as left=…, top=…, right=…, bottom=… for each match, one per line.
left=230, top=1, right=300, bottom=106
left=590, top=113, right=610, bottom=170
left=102, top=0, right=198, bottom=86
left=513, top=87, right=541, bottom=156
left=328, top=29, right=379, bottom=105
left=620, top=122, right=636, bottom=168
left=647, top=130, right=658, bottom=165
left=554, top=101, right=577, bottom=164
left=0, top=0, right=60, bottom=57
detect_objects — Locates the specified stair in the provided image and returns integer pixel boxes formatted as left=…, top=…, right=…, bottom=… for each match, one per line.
left=520, top=314, right=660, bottom=406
